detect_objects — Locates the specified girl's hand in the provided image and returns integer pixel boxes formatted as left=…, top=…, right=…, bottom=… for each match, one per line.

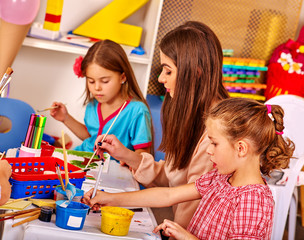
left=153, top=219, right=198, bottom=240
left=0, top=160, right=12, bottom=180
left=94, top=134, right=130, bottom=161
left=50, top=102, right=68, bottom=123
left=82, top=188, right=109, bottom=210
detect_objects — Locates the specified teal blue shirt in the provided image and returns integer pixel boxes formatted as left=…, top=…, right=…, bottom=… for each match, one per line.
left=74, top=99, right=152, bottom=154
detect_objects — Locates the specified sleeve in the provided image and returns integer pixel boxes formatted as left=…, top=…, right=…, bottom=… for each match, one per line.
left=129, top=105, right=152, bottom=150
left=172, top=133, right=213, bottom=228
left=228, top=191, right=274, bottom=240
left=132, top=152, right=169, bottom=187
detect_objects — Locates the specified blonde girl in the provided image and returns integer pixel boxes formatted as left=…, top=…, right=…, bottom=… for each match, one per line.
left=83, top=97, right=294, bottom=240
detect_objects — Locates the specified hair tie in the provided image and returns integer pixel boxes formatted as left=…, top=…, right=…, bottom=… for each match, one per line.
left=265, top=104, right=274, bottom=121
left=265, top=104, right=284, bottom=135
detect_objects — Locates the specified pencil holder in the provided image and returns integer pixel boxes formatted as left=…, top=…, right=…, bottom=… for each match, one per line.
left=19, top=145, right=41, bottom=157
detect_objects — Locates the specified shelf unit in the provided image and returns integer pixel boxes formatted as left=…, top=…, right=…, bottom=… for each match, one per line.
left=10, top=0, right=163, bottom=148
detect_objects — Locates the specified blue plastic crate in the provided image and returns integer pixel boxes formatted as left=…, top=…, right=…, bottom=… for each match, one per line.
left=10, top=177, right=85, bottom=199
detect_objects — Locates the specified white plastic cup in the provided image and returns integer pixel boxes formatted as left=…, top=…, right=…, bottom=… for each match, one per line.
left=19, top=145, right=41, bottom=157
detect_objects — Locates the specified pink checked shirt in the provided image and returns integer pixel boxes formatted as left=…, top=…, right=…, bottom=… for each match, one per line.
left=188, top=169, right=274, bottom=240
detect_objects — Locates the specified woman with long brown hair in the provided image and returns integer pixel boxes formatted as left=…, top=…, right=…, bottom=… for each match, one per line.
left=91, top=21, right=229, bottom=229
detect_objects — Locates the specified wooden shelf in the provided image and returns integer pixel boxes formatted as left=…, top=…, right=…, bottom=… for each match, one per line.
left=23, top=37, right=150, bottom=65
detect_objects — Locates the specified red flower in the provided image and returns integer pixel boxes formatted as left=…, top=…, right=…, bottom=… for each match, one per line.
left=73, top=56, right=84, bottom=78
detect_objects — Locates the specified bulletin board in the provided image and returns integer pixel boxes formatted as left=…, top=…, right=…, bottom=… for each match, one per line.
left=148, top=0, right=303, bottom=95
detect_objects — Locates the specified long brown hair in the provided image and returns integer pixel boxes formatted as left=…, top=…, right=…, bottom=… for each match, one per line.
left=208, top=98, right=294, bottom=176
left=81, top=39, right=146, bottom=106
left=159, top=21, right=229, bottom=170
left=81, top=39, right=154, bottom=153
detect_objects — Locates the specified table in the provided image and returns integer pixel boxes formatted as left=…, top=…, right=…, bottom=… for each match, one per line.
left=1, top=160, right=161, bottom=240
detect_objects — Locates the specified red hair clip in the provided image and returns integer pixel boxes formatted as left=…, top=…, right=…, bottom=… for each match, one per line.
left=73, top=56, right=84, bottom=78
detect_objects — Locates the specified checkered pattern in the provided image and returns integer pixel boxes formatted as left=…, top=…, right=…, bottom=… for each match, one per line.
left=148, top=0, right=302, bottom=95
left=187, top=169, right=274, bottom=239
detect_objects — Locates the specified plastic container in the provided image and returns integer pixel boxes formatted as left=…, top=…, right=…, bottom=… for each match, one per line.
left=9, top=177, right=85, bottom=199
left=7, top=156, right=85, bottom=181
left=39, top=206, right=53, bottom=222
left=19, top=145, right=41, bottom=157
left=55, top=200, right=90, bottom=230
left=55, top=186, right=84, bottom=202
left=100, top=206, right=134, bottom=236
left=6, top=156, right=86, bottom=199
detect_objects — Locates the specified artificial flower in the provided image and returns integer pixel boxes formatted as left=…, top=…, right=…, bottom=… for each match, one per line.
left=73, top=56, right=84, bottom=78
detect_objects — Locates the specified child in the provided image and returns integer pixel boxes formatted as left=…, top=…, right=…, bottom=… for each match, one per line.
left=50, top=40, right=152, bottom=154
left=83, top=97, right=294, bottom=240
left=0, top=159, right=12, bottom=205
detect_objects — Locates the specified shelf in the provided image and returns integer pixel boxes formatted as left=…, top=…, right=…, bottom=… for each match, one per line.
left=22, top=37, right=150, bottom=65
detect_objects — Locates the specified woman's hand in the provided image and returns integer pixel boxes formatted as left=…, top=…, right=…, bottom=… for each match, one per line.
left=50, top=102, right=68, bottom=123
left=153, top=219, right=198, bottom=240
left=95, top=134, right=131, bottom=161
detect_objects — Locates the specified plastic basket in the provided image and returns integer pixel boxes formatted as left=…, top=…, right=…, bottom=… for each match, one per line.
left=10, top=177, right=85, bottom=199
left=5, top=156, right=86, bottom=199
left=6, top=157, right=85, bottom=181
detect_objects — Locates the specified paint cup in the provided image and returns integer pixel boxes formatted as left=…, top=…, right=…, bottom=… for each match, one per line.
left=100, top=206, right=134, bottom=236
left=55, top=200, right=90, bottom=230
left=18, top=145, right=41, bottom=157
left=39, top=206, right=53, bottom=222
left=55, top=186, right=84, bottom=202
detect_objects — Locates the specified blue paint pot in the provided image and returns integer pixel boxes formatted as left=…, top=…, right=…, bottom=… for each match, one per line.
left=55, top=200, right=90, bottom=230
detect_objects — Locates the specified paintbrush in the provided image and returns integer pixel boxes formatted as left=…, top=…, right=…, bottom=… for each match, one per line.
left=0, top=208, right=41, bottom=219
left=0, top=151, right=5, bottom=160
left=36, top=103, right=67, bottom=113
left=6, top=195, right=35, bottom=205
left=12, top=212, right=41, bottom=227
left=0, top=67, right=13, bottom=88
left=85, top=101, right=127, bottom=169
left=55, top=162, right=65, bottom=191
left=36, top=106, right=58, bottom=113
left=0, top=76, right=12, bottom=95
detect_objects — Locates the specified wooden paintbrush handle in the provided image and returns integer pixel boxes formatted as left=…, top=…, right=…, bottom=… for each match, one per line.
left=0, top=208, right=40, bottom=218
left=12, top=213, right=40, bottom=227
left=14, top=209, right=41, bottom=219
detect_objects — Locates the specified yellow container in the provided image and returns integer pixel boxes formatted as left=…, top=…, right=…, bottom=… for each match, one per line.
left=100, top=206, right=134, bottom=236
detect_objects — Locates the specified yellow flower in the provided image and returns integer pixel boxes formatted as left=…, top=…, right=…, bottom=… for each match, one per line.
left=283, top=63, right=290, bottom=71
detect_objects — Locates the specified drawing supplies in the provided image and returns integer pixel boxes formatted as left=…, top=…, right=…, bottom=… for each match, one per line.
left=55, top=162, right=65, bottom=191
left=0, top=67, right=13, bottom=89
left=35, top=116, right=47, bottom=149
left=60, top=130, right=76, bottom=208
left=0, top=208, right=40, bottom=218
left=92, top=161, right=104, bottom=199
left=0, top=76, right=12, bottom=95
left=36, top=103, right=66, bottom=113
left=6, top=195, right=35, bottom=205
left=28, top=115, right=38, bottom=148
left=0, top=151, right=5, bottom=160
left=85, top=100, right=127, bottom=169
left=61, top=130, right=69, bottom=187
left=24, top=114, right=36, bottom=147
left=31, top=116, right=41, bottom=149
left=12, top=212, right=40, bottom=227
